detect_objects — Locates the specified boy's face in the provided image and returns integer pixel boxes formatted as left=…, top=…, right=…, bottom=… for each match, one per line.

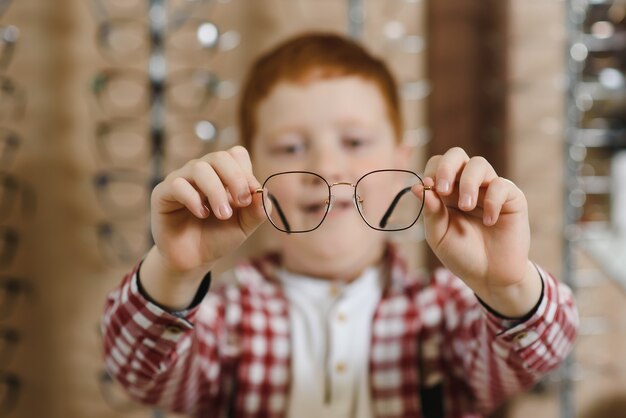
left=251, top=75, right=408, bottom=279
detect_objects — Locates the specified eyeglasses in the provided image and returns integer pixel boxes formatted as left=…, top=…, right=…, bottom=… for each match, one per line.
left=0, top=172, right=36, bottom=221
left=0, top=25, right=18, bottom=73
left=89, top=0, right=210, bottom=21
left=94, top=170, right=157, bottom=219
left=0, top=372, right=19, bottom=416
left=0, top=76, right=25, bottom=123
left=96, top=17, right=239, bottom=65
left=0, top=327, right=19, bottom=369
left=0, top=276, right=31, bottom=320
left=94, top=117, right=227, bottom=170
left=0, top=128, right=19, bottom=168
left=91, top=68, right=227, bottom=118
left=255, top=169, right=431, bottom=234
left=0, top=226, right=18, bottom=269
left=96, top=221, right=150, bottom=264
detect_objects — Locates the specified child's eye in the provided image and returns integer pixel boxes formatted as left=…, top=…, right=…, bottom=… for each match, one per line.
left=343, top=137, right=370, bottom=149
left=270, top=142, right=307, bottom=155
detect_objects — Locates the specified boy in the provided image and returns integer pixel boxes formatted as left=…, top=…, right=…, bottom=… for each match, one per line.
left=101, top=33, right=577, bottom=417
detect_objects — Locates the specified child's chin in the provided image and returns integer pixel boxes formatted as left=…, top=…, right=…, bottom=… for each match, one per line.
left=297, top=223, right=377, bottom=250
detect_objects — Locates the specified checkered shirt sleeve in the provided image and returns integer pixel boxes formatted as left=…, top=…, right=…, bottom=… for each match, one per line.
left=433, top=263, right=579, bottom=414
left=100, top=263, right=227, bottom=417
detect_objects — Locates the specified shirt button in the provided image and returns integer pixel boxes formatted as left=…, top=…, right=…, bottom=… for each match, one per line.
left=335, top=362, right=346, bottom=373
left=165, top=325, right=183, bottom=335
left=337, top=312, right=347, bottom=322
left=512, top=331, right=528, bottom=344
left=329, top=285, right=341, bottom=298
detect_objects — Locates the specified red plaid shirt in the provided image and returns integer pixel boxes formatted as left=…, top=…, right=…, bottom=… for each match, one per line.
left=101, top=245, right=578, bottom=418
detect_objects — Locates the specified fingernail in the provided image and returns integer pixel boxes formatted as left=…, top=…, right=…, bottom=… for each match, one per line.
left=460, top=194, right=472, bottom=209
left=239, top=192, right=252, bottom=206
left=484, top=215, right=492, bottom=225
left=202, top=203, right=211, bottom=217
left=437, top=180, right=450, bottom=193
left=219, top=204, right=232, bottom=218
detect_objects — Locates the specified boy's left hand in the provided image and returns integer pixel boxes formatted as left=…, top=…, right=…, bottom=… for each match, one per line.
left=417, top=147, right=541, bottom=317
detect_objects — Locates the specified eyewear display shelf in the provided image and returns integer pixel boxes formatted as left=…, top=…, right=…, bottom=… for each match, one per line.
left=563, top=0, right=626, bottom=417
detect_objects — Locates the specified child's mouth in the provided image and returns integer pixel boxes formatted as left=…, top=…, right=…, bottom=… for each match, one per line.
left=301, top=200, right=351, bottom=215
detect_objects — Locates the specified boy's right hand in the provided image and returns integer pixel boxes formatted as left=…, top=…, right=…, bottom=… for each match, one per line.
left=149, top=145, right=267, bottom=274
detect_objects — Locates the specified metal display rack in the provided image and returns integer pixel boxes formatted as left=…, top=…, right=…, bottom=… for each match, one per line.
left=563, top=0, right=626, bottom=417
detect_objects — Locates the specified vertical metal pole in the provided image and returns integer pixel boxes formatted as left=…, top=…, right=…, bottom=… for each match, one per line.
left=147, top=0, right=167, bottom=252
left=347, top=0, right=363, bottom=39
left=561, top=1, right=581, bottom=417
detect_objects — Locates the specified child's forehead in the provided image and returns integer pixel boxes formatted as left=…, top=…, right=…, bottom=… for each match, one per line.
left=256, top=76, right=389, bottom=122
left=260, top=75, right=384, bottom=106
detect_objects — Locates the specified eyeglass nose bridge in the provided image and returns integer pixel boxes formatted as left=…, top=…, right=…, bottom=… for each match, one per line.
left=327, top=182, right=361, bottom=212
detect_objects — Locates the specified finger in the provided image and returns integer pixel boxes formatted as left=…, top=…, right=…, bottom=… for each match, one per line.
left=187, top=160, right=233, bottom=219
left=416, top=176, right=450, bottom=246
left=238, top=189, right=270, bottom=236
left=227, top=145, right=262, bottom=192
left=206, top=151, right=253, bottom=207
left=482, top=177, right=521, bottom=226
left=423, top=154, right=442, bottom=179
left=457, top=156, right=498, bottom=211
left=154, top=176, right=209, bottom=219
left=434, top=147, right=470, bottom=195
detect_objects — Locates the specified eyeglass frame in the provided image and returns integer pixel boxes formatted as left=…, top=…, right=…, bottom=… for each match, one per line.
left=255, top=169, right=432, bottom=234
left=90, top=67, right=223, bottom=118
left=0, top=25, right=19, bottom=73
left=0, top=75, right=26, bottom=122
left=95, top=17, right=234, bottom=63
left=0, top=371, right=20, bottom=416
left=0, top=225, right=18, bottom=269
left=94, top=117, right=220, bottom=168
left=0, top=326, right=19, bottom=369
left=0, top=171, right=36, bottom=221
left=0, top=127, right=20, bottom=168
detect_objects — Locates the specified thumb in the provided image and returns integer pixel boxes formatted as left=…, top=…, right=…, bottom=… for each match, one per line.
left=419, top=177, right=449, bottom=245
left=238, top=189, right=268, bottom=236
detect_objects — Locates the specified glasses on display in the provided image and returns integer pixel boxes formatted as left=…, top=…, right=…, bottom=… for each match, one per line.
left=96, top=17, right=239, bottom=65
left=255, top=169, right=431, bottom=234
left=0, top=327, right=18, bottom=369
left=90, top=0, right=211, bottom=20
left=96, top=221, right=149, bottom=264
left=0, top=276, right=31, bottom=320
left=0, top=372, right=19, bottom=416
left=0, top=172, right=35, bottom=221
left=94, top=117, right=225, bottom=170
left=0, top=25, right=18, bottom=72
left=94, top=170, right=156, bottom=219
left=0, top=128, right=19, bottom=168
left=0, top=76, right=25, bottom=123
left=91, top=68, right=227, bottom=118
left=0, top=226, right=17, bottom=269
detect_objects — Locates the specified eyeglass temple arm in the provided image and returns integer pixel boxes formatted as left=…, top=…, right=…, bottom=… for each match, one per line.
left=378, top=186, right=413, bottom=229
left=256, top=190, right=292, bottom=233
left=379, top=183, right=432, bottom=229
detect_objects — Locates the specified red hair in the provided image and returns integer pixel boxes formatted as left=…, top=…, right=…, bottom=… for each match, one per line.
left=238, top=32, right=402, bottom=150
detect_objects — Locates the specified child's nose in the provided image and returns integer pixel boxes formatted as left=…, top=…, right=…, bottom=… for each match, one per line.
left=308, top=141, right=348, bottom=183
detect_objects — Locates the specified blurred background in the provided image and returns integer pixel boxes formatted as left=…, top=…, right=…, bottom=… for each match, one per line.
left=1, top=0, right=626, bottom=417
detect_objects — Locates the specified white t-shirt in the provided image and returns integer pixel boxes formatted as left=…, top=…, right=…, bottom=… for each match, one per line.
left=276, top=265, right=383, bottom=418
